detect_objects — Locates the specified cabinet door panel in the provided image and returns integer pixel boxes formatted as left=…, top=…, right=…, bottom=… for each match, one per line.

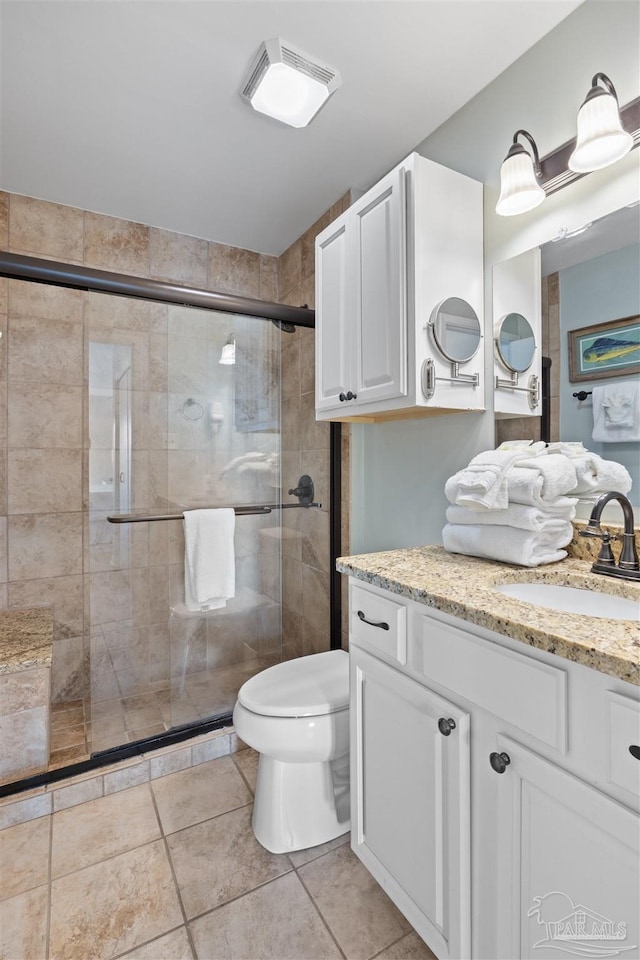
left=351, top=646, right=470, bottom=960
left=495, top=735, right=640, bottom=960
left=315, top=219, right=353, bottom=410
left=353, top=166, right=407, bottom=405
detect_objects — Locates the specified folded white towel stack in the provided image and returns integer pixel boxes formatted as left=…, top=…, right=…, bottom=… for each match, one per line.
left=592, top=381, right=640, bottom=443
left=183, top=508, right=236, bottom=612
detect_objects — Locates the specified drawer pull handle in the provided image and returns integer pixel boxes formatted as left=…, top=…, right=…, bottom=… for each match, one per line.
left=629, top=745, right=640, bottom=761
left=489, top=751, right=511, bottom=774
left=438, top=717, right=456, bottom=736
left=357, top=610, right=390, bottom=631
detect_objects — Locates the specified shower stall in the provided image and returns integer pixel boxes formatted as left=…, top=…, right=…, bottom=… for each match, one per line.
left=0, top=251, right=331, bottom=777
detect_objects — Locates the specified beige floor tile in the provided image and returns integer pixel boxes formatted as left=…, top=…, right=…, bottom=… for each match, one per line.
left=0, top=815, right=50, bottom=900
left=118, top=925, right=195, bottom=959
left=49, top=840, right=182, bottom=960
left=0, top=884, right=48, bottom=960
left=373, top=931, right=438, bottom=959
left=52, top=782, right=160, bottom=877
left=167, top=805, right=291, bottom=919
left=152, top=756, right=251, bottom=834
left=189, top=872, right=342, bottom=960
left=298, top=845, right=410, bottom=960
left=287, top=830, right=350, bottom=869
left=231, top=746, right=259, bottom=793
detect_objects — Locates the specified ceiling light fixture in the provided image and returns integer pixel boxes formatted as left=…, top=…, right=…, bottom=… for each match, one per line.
left=240, top=38, right=341, bottom=128
left=569, top=73, right=634, bottom=173
left=495, top=130, right=546, bottom=217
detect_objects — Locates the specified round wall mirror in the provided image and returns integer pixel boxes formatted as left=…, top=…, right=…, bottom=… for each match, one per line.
left=495, top=313, right=536, bottom=372
left=429, top=297, right=482, bottom=363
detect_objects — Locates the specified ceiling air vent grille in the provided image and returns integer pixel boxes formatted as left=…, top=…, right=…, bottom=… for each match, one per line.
left=241, top=48, right=270, bottom=101
left=280, top=45, right=337, bottom=86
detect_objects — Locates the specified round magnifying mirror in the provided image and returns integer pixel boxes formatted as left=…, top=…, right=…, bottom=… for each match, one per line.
left=495, top=313, right=536, bottom=373
left=429, top=298, right=481, bottom=363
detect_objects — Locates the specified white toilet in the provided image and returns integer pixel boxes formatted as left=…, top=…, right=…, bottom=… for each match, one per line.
left=232, top=649, right=350, bottom=854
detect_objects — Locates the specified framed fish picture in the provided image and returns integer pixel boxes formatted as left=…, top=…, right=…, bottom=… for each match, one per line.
left=568, top=315, right=640, bottom=383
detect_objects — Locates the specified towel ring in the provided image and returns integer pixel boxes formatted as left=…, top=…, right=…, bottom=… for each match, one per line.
left=179, top=398, right=204, bottom=421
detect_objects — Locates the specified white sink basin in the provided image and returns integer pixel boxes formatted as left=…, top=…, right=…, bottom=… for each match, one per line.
left=494, top=582, right=640, bottom=621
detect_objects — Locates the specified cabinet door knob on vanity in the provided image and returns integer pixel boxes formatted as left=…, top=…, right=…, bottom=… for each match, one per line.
left=438, top=717, right=457, bottom=736
left=339, top=390, right=358, bottom=402
left=356, top=610, right=390, bottom=631
left=629, top=745, right=640, bottom=761
left=489, top=751, right=511, bottom=774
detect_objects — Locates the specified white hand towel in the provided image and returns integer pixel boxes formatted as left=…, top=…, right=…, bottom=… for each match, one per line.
left=507, top=454, right=578, bottom=507
left=592, top=381, right=640, bottom=442
left=446, top=502, right=576, bottom=532
left=445, top=444, right=547, bottom=511
left=442, top=522, right=573, bottom=567
left=183, top=508, right=235, bottom=612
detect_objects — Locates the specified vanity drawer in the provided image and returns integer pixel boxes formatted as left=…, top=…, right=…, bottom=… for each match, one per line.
left=350, top=583, right=407, bottom=665
left=420, top=614, right=567, bottom=752
left=607, top=691, right=640, bottom=797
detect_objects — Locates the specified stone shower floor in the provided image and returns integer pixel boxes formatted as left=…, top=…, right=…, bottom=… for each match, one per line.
left=0, top=748, right=437, bottom=960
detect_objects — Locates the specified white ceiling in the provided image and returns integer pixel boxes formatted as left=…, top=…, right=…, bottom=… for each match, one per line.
left=1, top=0, right=580, bottom=256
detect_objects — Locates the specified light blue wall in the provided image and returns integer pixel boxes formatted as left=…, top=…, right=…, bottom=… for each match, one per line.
left=350, top=1, right=640, bottom=554
left=559, top=244, right=640, bottom=499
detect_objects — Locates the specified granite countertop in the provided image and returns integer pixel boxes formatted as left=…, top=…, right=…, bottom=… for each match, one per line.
left=0, top=608, right=54, bottom=675
left=337, top=546, right=640, bottom=686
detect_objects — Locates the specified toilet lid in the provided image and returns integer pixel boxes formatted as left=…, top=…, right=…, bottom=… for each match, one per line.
left=237, top=650, right=349, bottom=718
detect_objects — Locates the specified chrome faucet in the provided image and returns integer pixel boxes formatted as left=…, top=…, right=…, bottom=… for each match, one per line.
left=579, top=491, right=640, bottom=581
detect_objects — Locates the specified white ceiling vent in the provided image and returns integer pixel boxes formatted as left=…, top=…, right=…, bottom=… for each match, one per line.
left=240, top=38, right=341, bottom=128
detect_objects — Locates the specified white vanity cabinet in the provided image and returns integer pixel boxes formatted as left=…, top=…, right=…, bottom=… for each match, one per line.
left=315, top=153, right=484, bottom=422
left=348, top=578, right=640, bottom=960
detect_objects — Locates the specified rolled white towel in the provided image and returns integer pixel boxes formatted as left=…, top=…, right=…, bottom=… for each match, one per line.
left=569, top=453, right=632, bottom=497
left=445, top=444, right=547, bottom=511
left=507, top=454, right=577, bottom=507
left=442, top=522, right=573, bottom=567
left=446, top=502, right=576, bottom=532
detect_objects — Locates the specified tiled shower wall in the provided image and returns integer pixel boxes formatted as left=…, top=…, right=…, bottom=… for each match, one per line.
left=275, top=194, right=352, bottom=657
left=0, top=188, right=351, bottom=729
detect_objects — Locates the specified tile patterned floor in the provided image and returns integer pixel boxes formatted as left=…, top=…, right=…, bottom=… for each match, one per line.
left=0, top=747, right=438, bottom=960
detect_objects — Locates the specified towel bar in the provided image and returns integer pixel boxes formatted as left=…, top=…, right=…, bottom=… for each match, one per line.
left=107, top=501, right=321, bottom=523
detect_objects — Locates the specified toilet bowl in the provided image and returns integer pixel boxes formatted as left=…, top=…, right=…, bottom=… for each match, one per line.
left=233, top=649, right=350, bottom=854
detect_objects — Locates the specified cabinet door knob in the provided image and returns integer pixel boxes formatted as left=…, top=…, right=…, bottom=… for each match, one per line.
left=345, top=390, right=357, bottom=401
left=629, top=745, right=640, bottom=761
left=489, top=751, right=511, bottom=774
left=438, top=717, right=456, bottom=736
left=339, top=392, right=347, bottom=402
left=357, top=610, right=390, bottom=631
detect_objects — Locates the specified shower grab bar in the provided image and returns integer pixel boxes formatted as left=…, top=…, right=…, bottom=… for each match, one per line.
left=106, top=502, right=321, bottom=524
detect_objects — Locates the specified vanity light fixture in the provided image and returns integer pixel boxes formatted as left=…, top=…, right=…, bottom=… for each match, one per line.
left=495, top=130, right=546, bottom=217
left=219, top=335, right=235, bottom=365
left=239, top=38, right=341, bottom=128
left=568, top=73, right=634, bottom=173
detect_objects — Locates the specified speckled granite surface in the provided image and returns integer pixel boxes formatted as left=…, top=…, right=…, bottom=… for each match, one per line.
left=0, top=608, right=53, bottom=674
left=337, top=547, right=640, bottom=686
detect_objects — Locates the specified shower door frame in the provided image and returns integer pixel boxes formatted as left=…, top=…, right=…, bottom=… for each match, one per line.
left=0, top=250, right=343, bottom=795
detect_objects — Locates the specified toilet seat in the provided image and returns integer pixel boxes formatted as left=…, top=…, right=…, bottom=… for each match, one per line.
left=237, top=649, right=349, bottom=718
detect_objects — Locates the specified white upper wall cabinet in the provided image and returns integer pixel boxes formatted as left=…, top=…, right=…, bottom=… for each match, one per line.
left=315, top=153, right=484, bottom=422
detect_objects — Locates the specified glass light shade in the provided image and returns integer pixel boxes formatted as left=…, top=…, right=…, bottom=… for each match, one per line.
left=568, top=92, right=633, bottom=172
left=250, top=62, right=329, bottom=128
left=219, top=340, right=235, bottom=365
left=495, top=151, right=546, bottom=217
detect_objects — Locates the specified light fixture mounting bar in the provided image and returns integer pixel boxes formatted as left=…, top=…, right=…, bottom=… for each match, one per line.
left=540, top=96, right=640, bottom=195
